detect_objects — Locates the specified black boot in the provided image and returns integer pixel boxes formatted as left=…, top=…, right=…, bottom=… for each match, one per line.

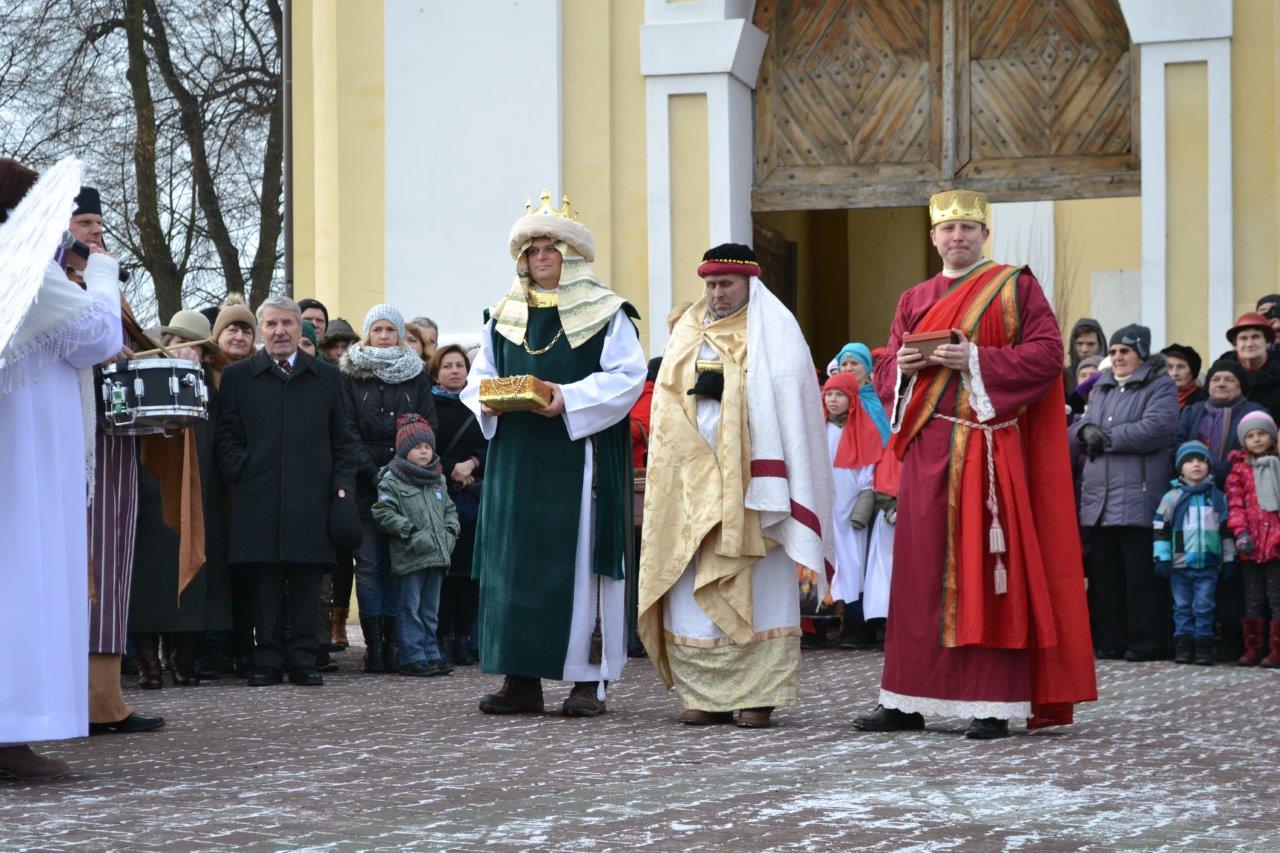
left=1193, top=637, right=1215, bottom=666
left=1173, top=636, right=1194, bottom=664
left=838, top=616, right=868, bottom=650
left=853, top=704, right=924, bottom=732
left=964, top=717, right=1009, bottom=740
left=361, top=618, right=384, bottom=673
left=381, top=617, right=399, bottom=674
left=438, top=633, right=455, bottom=667
left=479, top=675, right=544, bottom=714
left=454, top=634, right=477, bottom=666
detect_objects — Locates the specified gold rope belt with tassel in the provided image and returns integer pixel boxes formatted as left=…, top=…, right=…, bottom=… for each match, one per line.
left=932, top=413, right=1019, bottom=596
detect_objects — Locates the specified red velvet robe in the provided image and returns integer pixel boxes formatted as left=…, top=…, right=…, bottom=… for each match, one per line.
left=873, top=267, right=1096, bottom=724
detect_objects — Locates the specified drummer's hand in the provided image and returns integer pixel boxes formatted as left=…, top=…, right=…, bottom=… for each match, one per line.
left=100, top=346, right=135, bottom=366
left=480, top=404, right=501, bottom=418
left=174, top=345, right=200, bottom=362
left=531, top=383, right=565, bottom=418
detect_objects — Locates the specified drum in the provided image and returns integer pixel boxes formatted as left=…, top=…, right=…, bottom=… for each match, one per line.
left=100, top=358, right=209, bottom=435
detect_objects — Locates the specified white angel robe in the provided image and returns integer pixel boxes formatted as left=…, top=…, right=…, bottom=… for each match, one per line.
left=463, top=306, right=646, bottom=684
left=1, top=258, right=122, bottom=743
left=863, top=509, right=895, bottom=620
left=826, top=422, right=874, bottom=605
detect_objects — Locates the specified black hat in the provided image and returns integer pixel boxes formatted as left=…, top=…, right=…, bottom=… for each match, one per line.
left=702, top=243, right=757, bottom=264
left=1256, top=293, right=1280, bottom=310
left=1206, top=359, right=1248, bottom=389
left=1160, top=343, right=1202, bottom=379
left=199, top=305, right=221, bottom=326
left=297, top=297, right=329, bottom=323
left=73, top=186, right=102, bottom=217
left=1109, top=324, right=1151, bottom=360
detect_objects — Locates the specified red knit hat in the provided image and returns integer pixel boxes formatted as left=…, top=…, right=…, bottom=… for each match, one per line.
left=395, top=414, right=436, bottom=457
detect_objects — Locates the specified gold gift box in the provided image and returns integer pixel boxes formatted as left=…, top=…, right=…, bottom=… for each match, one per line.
left=479, top=375, right=554, bottom=412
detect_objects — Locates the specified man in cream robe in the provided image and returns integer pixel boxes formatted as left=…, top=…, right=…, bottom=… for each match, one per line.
left=639, top=243, right=835, bottom=729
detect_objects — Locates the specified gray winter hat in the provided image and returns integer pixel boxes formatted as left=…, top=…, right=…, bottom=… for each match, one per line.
left=363, top=303, right=406, bottom=340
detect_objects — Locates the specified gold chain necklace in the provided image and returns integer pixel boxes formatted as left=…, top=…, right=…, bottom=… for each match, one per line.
left=523, top=327, right=564, bottom=356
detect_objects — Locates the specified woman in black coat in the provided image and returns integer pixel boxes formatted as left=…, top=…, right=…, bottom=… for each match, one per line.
left=129, top=321, right=233, bottom=688
left=339, top=305, right=437, bottom=673
left=428, top=344, right=487, bottom=666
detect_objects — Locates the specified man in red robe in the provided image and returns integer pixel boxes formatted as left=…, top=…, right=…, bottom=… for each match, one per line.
left=854, top=190, right=1096, bottom=740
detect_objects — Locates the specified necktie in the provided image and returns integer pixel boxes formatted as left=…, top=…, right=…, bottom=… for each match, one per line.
left=278, top=358, right=292, bottom=376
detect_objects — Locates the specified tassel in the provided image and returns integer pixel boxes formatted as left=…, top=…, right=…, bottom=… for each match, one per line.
left=589, top=620, right=603, bottom=665
left=988, top=521, right=1006, bottom=554
left=993, top=556, right=1008, bottom=596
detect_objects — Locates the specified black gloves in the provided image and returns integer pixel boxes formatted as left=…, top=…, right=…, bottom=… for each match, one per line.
left=1077, top=423, right=1110, bottom=460
left=687, top=371, right=724, bottom=401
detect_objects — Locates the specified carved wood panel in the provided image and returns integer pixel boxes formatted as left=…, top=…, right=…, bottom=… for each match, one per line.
left=752, top=0, right=1138, bottom=210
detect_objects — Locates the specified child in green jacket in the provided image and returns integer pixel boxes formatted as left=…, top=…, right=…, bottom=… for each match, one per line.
left=372, top=414, right=460, bottom=677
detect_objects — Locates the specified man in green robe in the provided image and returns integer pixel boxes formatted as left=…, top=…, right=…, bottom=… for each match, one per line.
left=462, top=191, right=646, bottom=717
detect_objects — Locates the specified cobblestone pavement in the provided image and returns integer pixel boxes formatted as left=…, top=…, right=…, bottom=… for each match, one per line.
left=5, top=643, right=1278, bottom=851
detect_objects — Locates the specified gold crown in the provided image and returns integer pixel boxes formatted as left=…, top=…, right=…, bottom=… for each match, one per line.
left=524, top=189, right=579, bottom=221
left=929, top=190, right=989, bottom=226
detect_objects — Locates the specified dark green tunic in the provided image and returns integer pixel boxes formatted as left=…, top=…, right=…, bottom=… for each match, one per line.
left=473, top=304, right=635, bottom=679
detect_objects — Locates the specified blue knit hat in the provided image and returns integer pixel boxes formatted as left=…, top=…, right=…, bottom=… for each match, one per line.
left=1175, top=440, right=1210, bottom=471
left=363, top=303, right=406, bottom=340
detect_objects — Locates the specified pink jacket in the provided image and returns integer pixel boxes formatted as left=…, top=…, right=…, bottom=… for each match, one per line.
left=1225, top=450, right=1280, bottom=562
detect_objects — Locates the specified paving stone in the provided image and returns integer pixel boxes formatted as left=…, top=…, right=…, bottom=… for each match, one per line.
left=3, top=647, right=1277, bottom=850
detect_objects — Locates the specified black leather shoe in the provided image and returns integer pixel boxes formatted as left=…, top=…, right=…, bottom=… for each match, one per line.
left=398, top=661, right=436, bottom=677
left=964, top=717, right=1010, bottom=740
left=247, top=668, right=283, bottom=687
left=288, top=668, right=324, bottom=686
left=315, top=650, right=340, bottom=673
left=853, top=704, right=925, bottom=732
left=88, top=712, right=166, bottom=735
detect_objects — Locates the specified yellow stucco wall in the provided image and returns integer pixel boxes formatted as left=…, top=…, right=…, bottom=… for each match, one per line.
left=668, top=95, right=711, bottom=313
left=1233, top=0, right=1277, bottom=323
left=290, top=0, right=385, bottom=328
left=1053, top=197, right=1142, bottom=333
left=562, top=0, right=651, bottom=348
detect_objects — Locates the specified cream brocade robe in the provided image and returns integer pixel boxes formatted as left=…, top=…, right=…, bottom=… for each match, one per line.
left=639, top=303, right=800, bottom=713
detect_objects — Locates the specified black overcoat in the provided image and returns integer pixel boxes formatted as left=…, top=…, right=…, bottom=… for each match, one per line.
left=216, top=348, right=359, bottom=566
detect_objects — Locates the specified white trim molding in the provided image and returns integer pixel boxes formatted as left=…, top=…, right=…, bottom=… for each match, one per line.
left=641, top=2, right=764, bottom=351
left=1120, top=1, right=1233, bottom=353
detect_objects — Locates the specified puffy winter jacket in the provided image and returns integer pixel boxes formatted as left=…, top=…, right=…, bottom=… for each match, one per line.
left=1224, top=450, right=1280, bottom=562
left=371, top=468, right=460, bottom=575
left=1073, top=361, right=1178, bottom=527
left=339, top=357, right=438, bottom=518
left=1174, top=396, right=1266, bottom=484
left=1152, top=478, right=1235, bottom=572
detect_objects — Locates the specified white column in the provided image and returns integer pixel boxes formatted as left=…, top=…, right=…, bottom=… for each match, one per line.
left=641, top=1, right=766, bottom=351
left=1119, top=0, right=1233, bottom=352
left=384, top=0, right=563, bottom=345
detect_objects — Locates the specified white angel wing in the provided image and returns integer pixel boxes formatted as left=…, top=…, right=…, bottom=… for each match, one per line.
left=0, top=156, right=82, bottom=359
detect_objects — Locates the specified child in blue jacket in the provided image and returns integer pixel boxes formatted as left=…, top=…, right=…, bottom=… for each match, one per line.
left=1153, top=440, right=1236, bottom=665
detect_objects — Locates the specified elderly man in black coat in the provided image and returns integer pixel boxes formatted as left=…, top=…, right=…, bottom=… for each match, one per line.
left=217, top=295, right=360, bottom=686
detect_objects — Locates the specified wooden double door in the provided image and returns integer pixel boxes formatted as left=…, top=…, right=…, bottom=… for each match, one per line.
left=752, top=0, right=1138, bottom=210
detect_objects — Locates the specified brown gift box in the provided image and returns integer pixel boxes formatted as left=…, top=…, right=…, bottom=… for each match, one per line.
left=902, top=329, right=959, bottom=361
left=478, top=375, right=554, bottom=412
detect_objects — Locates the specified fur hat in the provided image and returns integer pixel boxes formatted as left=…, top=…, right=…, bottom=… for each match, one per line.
left=1175, top=440, right=1211, bottom=470
left=211, top=303, right=257, bottom=343
left=363, top=303, right=406, bottom=340
left=395, top=413, right=436, bottom=457
left=508, top=192, right=596, bottom=261
left=1238, top=410, right=1278, bottom=445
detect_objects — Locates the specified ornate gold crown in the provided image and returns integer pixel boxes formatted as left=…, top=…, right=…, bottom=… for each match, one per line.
left=524, top=189, right=579, bottom=221
left=929, top=190, right=989, bottom=226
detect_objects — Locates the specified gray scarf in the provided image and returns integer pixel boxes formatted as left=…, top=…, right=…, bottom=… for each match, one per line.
left=1249, top=455, right=1280, bottom=512
left=344, top=342, right=423, bottom=384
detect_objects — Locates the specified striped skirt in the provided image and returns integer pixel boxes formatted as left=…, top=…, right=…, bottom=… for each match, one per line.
left=88, top=433, right=138, bottom=654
